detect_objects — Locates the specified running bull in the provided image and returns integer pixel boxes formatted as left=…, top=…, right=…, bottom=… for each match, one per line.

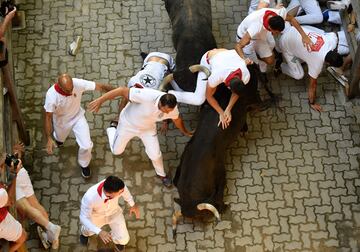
left=163, top=0, right=262, bottom=235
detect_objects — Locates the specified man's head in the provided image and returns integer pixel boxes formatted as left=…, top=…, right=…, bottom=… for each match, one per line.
left=268, top=16, right=285, bottom=35
left=158, top=93, right=177, bottom=114
left=57, top=73, right=74, bottom=95
left=103, top=176, right=125, bottom=200
left=229, top=77, right=246, bottom=95
left=325, top=50, right=343, bottom=68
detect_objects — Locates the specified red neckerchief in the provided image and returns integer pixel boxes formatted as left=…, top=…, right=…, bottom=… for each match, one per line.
left=54, top=83, right=72, bottom=97
left=224, top=69, right=242, bottom=87
left=133, top=83, right=144, bottom=88
left=263, top=10, right=278, bottom=31
left=97, top=181, right=109, bottom=203
left=0, top=185, right=8, bottom=222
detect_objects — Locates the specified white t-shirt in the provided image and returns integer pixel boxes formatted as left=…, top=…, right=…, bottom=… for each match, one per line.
left=44, top=78, right=96, bottom=127
left=128, top=61, right=169, bottom=89
left=207, top=50, right=250, bottom=88
left=237, top=7, right=287, bottom=40
left=0, top=189, right=8, bottom=208
left=279, top=26, right=337, bottom=79
left=80, top=180, right=135, bottom=235
left=248, top=0, right=276, bottom=14
left=120, top=88, right=179, bottom=131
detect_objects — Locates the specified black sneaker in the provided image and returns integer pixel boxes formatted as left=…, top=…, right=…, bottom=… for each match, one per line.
left=55, top=140, right=64, bottom=147
left=158, top=175, right=172, bottom=187
left=81, top=166, right=91, bottom=179
left=114, top=244, right=125, bottom=252
left=109, top=120, right=118, bottom=128
left=79, top=234, right=88, bottom=246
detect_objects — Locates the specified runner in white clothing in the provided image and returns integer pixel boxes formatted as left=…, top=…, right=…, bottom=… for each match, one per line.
left=235, top=7, right=313, bottom=72
left=0, top=154, right=27, bottom=252
left=278, top=25, right=344, bottom=111
left=168, top=48, right=251, bottom=130
left=44, top=74, right=115, bottom=178
left=10, top=143, right=61, bottom=249
left=80, top=176, right=140, bottom=252
left=286, top=0, right=323, bottom=25
left=88, top=88, right=192, bottom=187
left=118, top=52, right=176, bottom=113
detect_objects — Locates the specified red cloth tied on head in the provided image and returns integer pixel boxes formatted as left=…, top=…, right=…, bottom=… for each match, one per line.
left=54, top=83, right=72, bottom=96
left=224, top=68, right=242, bottom=87
left=263, top=10, right=278, bottom=31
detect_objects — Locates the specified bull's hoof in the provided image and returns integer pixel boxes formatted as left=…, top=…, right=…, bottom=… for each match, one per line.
left=172, top=229, right=177, bottom=238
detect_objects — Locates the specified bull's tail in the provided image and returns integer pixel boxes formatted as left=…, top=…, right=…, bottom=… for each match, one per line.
left=197, top=203, right=221, bottom=224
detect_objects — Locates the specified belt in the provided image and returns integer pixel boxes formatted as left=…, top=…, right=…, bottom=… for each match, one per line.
left=334, top=32, right=339, bottom=53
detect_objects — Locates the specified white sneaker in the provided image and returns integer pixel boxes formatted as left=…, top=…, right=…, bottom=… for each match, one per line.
left=47, top=224, right=61, bottom=249
left=68, top=36, right=82, bottom=56
left=37, top=226, right=50, bottom=249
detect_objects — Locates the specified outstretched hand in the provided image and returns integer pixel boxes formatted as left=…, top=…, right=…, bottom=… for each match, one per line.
left=13, top=142, right=25, bottom=158
left=129, top=205, right=140, bottom=219
left=88, top=98, right=103, bottom=113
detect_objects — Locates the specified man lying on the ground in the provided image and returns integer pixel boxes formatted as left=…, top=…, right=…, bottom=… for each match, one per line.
left=118, top=52, right=175, bottom=113
left=277, top=25, right=345, bottom=111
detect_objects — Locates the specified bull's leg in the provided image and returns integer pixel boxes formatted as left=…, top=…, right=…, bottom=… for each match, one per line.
left=172, top=210, right=182, bottom=238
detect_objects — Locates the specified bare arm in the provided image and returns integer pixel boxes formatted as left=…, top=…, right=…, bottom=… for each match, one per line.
left=206, top=85, right=223, bottom=115
left=172, top=117, right=192, bottom=137
left=235, top=32, right=252, bottom=60
left=225, top=93, right=240, bottom=113
left=95, top=82, right=116, bottom=93
left=118, top=96, right=129, bottom=114
left=0, top=8, right=16, bottom=38
left=308, top=76, right=322, bottom=112
left=206, top=85, right=230, bottom=129
left=88, top=86, right=130, bottom=113
left=285, top=14, right=313, bottom=51
left=44, top=111, right=55, bottom=154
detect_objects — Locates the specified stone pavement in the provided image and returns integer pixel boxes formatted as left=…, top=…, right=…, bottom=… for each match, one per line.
left=11, top=0, right=360, bottom=251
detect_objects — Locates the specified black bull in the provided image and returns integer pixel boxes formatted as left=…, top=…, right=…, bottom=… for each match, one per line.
left=164, top=0, right=263, bottom=221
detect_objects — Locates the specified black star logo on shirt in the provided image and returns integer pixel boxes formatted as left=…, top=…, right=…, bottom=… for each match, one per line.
left=140, top=74, right=156, bottom=88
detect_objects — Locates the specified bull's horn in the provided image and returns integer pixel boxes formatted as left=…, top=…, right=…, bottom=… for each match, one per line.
left=159, top=73, right=174, bottom=92
left=172, top=210, right=182, bottom=238
left=189, top=64, right=211, bottom=80
left=197, top=203, right=221, bottom=223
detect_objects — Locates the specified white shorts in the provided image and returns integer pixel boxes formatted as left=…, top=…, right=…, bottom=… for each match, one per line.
left=16, top=168, right=35, bottom=201
left=81, top=210, right=130, bottom=245
left=143, top=52, right=175, bottom=72
left=0, top=212, right=22, bottom=241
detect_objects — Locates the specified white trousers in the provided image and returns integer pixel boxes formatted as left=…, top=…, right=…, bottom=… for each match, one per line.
left=168, top=52, right=209, bottom=105
left=107, top=119, right=165, bottom=177
left=81, top=210, right=129, bottom=245
left=236, top=33, right=275, bottom=72
left=328, top=10, right=341, bottom=24
left=287, top=0, right=323, bottom=24
left=53, top=114, right=93, bottom=168
left=280, top=52, right=304, bottom=80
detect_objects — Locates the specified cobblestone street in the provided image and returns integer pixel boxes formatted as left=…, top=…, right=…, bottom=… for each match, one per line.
left=11, top=0, right=360, bottom=251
